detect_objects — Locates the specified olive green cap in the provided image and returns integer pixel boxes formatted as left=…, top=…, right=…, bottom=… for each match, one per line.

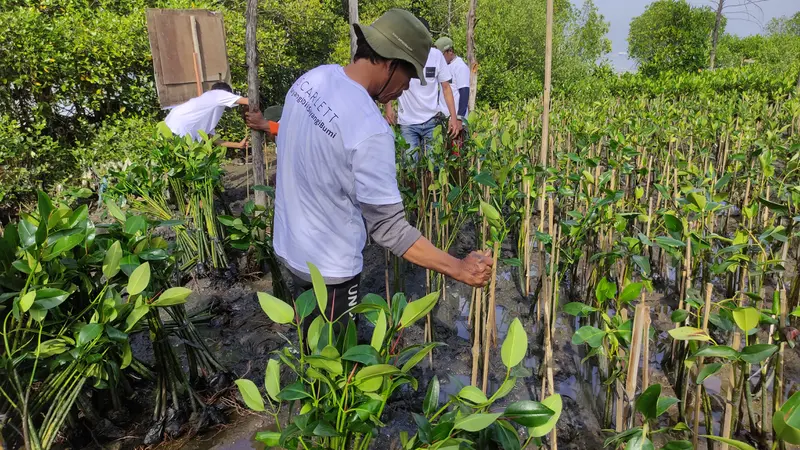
left=263, top=105, right=283, bottom=122
left=353, top=9, right=432, bottom=86
left=434, top=37, right=454, bottom=52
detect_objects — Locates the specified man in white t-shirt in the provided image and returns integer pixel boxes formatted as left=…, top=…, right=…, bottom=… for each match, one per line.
left=384, top=18, right=461, bottom=157
left=257, top=9, right=492, bottom=328
left=435, top=37, right=470, bottom=125
left=164, top=82, right=249, bottom=149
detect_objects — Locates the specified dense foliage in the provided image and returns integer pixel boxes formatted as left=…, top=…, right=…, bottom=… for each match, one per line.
left=0, top=0, right=614, bottom=216
left=628, top=0, right=719, bottom=76
left=449, top=0, right=611, bottom=105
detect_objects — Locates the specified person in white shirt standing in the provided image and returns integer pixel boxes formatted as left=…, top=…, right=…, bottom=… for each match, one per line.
left=435, top=37, right=470, bottom=128
left=164, top=82, right=249, bottom=149
left=255, top=9, right=492, bottom=329
left=384, top=18, right=461, bottom=158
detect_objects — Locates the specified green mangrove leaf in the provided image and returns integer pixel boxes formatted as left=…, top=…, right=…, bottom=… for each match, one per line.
left=307, top=316, right=324, bottom=351
left=662, top=440, right=693, bottom=450
left=19, top=291, right=35, bottom=313
left=103, top=241, right=122, bottom=279
left=277, top=381, right=311, bottom=401
left=401, top=342, right=442, bottom=372
left=454, top=413, right=503, bottom=432
left=295, top=290, right=315, bottom=319
left=342, top=345, right=381, bottom=366
left=307, top=263, right=328, bottom=317
left=127, top=262, right=150, bottom=296
left=458, top=385, right=488, bottom=405
left=371, top=311, right=387, bottom=351
left=773, top=391, right=800, bottom=444
left=501, top=317, right=528, bottom=369
left=563, top=302, right=598, bottom=317
left=424, top=376, right=440, bottom=416
left=257, top=291, right=295, bottom=324
left=151, top=287, right=191, bottom=307
left=694, top=345, right=739, bottom=360
left=657, top=396, right=680, bottom=417
left=398, top=291, right=439, bottom=329
left=700, top=436, right=757, bottom=450
left=125, top=304, right=149, bottom=332
left=502, top=400, right=554, bottom=427
left=619, top=282, right=643, bottom=304
left=733, top=307, right=760, bottom=332
left=265, top=359, right=280, bottom=402
left=668, top=326, right=711, bottom=341
left=696, top=363, right=723, bottom=384
left=740, top=344, right=778, bottom=365
left=529, top=393, right=562, bottom=437
left=670, top=309, right=689, bottom=323
left=572, top=326, right=606, bottom=348
left=635, top=384, right=661, bottom=420
left=234, top=379, right=265, bottom=412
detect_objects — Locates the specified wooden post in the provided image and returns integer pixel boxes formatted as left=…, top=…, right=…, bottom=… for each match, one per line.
left=190, top=16, right=204, bottom=96
left=466, top=0, right=478, bottom=112
left=542, top=4, right=554, bottom=450
left=246, top=0, right=267, bottom=208
left=348, top=0, right=359, bottom=62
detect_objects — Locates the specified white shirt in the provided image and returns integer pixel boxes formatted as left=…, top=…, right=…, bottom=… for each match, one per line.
left=398, top=48, right=452, bottom=126
left=164, top=90, right=241, bottom=141
left=274, top=65, right=403, bottom=278
left=439, top=56, right=470, bottom=118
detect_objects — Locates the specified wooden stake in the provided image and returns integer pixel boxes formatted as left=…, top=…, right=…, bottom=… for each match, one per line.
left=465, top=0, right=478, bottom=113
left=482, top=240, right=501, bottom=393
left=626, top=304, right=647, bottom=428
left=190, top=16, right=204, bottom=97
left=471, top=285, right=482, bottom=387
left=693, top=283, right=713, bottom=449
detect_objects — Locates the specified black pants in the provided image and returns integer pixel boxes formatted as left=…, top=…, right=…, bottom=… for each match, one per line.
left=290, top=272, right=361, bottom=330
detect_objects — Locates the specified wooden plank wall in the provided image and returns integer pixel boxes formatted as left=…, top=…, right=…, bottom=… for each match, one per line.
left=146, top=9, right=232, bottom=108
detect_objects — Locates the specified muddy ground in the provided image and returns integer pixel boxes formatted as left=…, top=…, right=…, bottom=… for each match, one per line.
left=86, top=162, right=800, bottom=450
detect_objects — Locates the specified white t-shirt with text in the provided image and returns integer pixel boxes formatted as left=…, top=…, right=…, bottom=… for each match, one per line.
left=398, top=48, right=452, bottom=126
left=164, top=90, right=242, bottom=141
left=274, top=65, right=403, bottom=279
left=439, top=56, right=470, bottom=118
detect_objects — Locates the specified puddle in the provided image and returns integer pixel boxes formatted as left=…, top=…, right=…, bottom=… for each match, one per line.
left=557, top=375, right=580, bottom=401
left=703, top=375, right=721, bottom=396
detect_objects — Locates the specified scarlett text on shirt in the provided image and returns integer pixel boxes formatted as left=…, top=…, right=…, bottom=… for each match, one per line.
left=290, top=79, right=340, bottom=139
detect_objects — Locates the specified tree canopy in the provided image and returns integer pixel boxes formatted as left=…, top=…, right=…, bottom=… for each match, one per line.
left=628, top=0, right=719, bottom=76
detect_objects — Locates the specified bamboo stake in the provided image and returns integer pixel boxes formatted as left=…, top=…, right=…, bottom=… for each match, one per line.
left=471, top=286, right=482, bottom=387
left=481, top=240, right=501, bottom=393
left=626, top=303, right=647, bottom=428
left=616, top=308, right=629, bottom=433
left=693, top=283, right=713, bottom=449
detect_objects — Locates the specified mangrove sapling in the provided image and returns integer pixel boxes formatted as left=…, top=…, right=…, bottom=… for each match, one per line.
left=602, top=384, right=686, bottom=450
left=0, top=192, right=177, bottom=449
left=237, top=262, right=443, bottom=449
left=403, top=318, right=561, bottom=449
left=218, top=196, right=290, bottom=301
left=108, top=123, right=230, bottom=273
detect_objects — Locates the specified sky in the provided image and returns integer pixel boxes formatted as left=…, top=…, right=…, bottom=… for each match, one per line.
left=584, top=0, right=800, bottom=71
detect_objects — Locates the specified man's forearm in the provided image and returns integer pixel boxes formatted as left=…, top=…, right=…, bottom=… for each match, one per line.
left=441, top=82, right=458, bottom=118
left=215, top=140, right=239, bottom=148
left=402, top=236, right=463, bottom=280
